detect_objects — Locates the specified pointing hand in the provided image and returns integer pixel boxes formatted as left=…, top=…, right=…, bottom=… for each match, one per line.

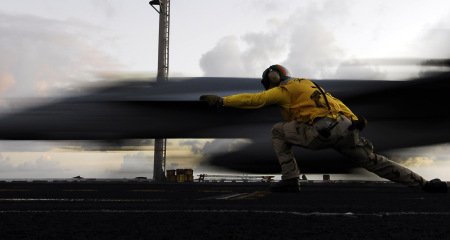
left=200, top=95, right=223, bottom=107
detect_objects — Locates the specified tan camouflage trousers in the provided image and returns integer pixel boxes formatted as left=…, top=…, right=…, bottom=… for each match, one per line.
left=271, top=115, right=426, bottom=189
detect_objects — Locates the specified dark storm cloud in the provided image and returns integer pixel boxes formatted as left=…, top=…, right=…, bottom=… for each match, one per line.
left=0, top=141, right=55, bottom=152
left=0, top=140, right=155, bottom=152
left=180, top=139, right=252, bottom=157
left=417, top=28, right=450, bottom=77
left=201, top=139, right=244, bottom=156
left=61, top=139, right=155, bottom=152
left=179, top=139, right=204, bottom=155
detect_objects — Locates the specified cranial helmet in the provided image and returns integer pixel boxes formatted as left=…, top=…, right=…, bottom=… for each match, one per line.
left=261, top=65, right=291, bottom=90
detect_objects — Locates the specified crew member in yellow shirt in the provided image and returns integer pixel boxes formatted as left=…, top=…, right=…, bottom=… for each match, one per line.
left=200, top=65, right=447, bottom=193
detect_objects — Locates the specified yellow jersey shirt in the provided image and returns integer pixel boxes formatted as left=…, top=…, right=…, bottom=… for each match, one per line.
left=223, top=78, right=358, bottom=124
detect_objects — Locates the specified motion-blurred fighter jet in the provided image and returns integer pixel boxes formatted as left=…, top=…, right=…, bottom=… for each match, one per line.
left=0, top=68, right=449, bottom=174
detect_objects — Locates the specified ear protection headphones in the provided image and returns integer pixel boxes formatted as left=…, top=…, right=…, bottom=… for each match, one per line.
left=261, top=65, right=291, bottom=90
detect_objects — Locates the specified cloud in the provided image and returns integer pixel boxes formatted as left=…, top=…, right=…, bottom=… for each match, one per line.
left=90, top=0, right=117, bottom=19
left=199, top=22, right=288, bottom=77
left=386, top=143, right=450, bottom=180
left=280, top=1, right=351, bottom=78
left=180, top=139, right=251, bottom=157
left=179, top=139, right=205, bottom=155
left=201, top=139, right=243, bottom=156
left=174, top=139, right=253, bottom=174
left=15, top=154, right=62, bottom=172
left=169, top=163, right=179, bottom=170
left=199, top=36, right=245, bottom=77
left=0, top=139, right=156, bottom=152
left=0, top=153, right=66, bottom=176
left=333, top=60, right=387, bottom=80
left=388, top=143, right=450, bottom=160
left=0, top=153, right=14, bottom=171
left=0, top=141, right=56, bottom=152
left=198, top=1, right=355, bottom=79
left=199, top=1, right=450, bottom=80
left=386, top=143, right=450, bottom=171
left=394, top=157, right=434, bottom=167
left=60, top=139, right=155, bottom=152
left=284, top=20, right=344, bottom=78
left=108, top=152, right=153, bottom=177
left=0, top=70, right=15, bottom=95
left=0, top=12, right=124, bottom=102
left=417, top=28, right=450, bottom=76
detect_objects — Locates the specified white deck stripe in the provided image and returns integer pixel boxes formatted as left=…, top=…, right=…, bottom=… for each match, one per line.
left=1, top=209, right=449, bottom=216
left=0, top=198, right=165, bottom=202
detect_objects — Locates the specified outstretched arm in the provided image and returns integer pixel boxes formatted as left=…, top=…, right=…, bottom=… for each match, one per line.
left=223, top=87, right=290, bottom=109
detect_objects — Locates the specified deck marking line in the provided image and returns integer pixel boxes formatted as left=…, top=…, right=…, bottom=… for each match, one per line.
left=2, top=210, right=450, bottom=216
left=0, top=198, right=166, bottom=202
left=197, top=193, right=248, bottom=200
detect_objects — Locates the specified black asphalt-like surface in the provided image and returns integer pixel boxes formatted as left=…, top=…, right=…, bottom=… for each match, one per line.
left=1, top=181, right=449, bottom=239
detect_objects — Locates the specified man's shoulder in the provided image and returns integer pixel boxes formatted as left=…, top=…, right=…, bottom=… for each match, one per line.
left=281, top=78, right=310, bottom=86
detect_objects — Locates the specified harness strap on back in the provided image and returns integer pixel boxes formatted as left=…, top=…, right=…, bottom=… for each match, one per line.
left=312, top=81, right=331, bottom=112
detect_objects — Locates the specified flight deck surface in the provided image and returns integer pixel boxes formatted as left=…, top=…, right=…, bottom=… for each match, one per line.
left=1, top=181, right=449, bottom=239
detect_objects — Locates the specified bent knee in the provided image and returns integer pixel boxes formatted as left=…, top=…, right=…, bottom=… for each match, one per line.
left=357, top=138, right=374, bottom=157
left=271, top=123, right=285, bottom=137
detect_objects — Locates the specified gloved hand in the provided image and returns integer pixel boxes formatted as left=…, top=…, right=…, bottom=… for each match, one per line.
left=349, top=116, right=367, bottom=131
left=200, top=95, right=223, bottom=107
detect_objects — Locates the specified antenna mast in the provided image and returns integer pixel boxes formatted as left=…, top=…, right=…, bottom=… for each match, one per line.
left=150, top=0, right=170, bottom=181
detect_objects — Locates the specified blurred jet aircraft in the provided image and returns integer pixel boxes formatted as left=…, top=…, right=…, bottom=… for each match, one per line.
left=0, top=68, right=448, bottom=174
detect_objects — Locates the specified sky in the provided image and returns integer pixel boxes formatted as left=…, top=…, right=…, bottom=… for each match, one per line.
left=0, top=0, right=449, bottom=180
